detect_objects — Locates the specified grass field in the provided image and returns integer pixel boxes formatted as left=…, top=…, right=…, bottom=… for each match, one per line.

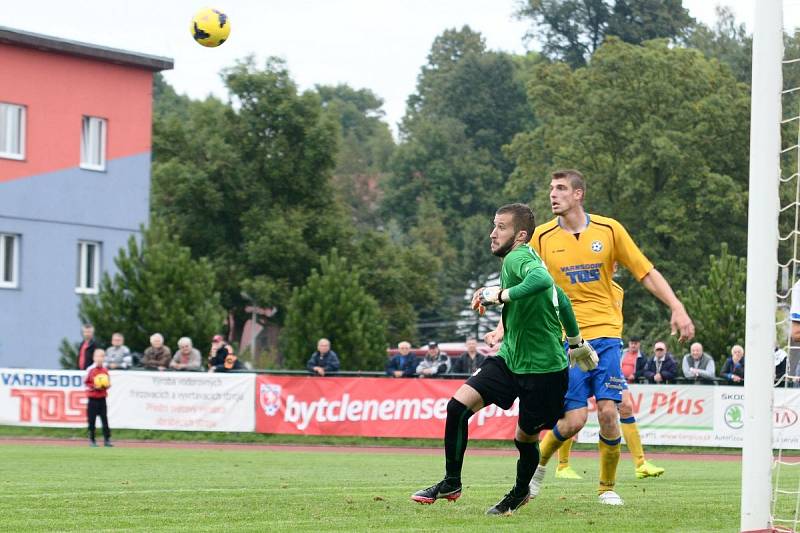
left=0, top=441, right=749, bottom=532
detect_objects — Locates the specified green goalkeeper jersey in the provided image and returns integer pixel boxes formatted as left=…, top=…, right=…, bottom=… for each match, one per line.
left=497, top=243, right=579, bottom=374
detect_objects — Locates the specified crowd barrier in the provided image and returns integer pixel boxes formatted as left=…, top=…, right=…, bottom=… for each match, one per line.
left=2, top=367, right=799, bottom=448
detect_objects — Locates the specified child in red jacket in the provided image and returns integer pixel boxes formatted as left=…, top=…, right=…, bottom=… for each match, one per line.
left=84, top=349, right=112, bottom=447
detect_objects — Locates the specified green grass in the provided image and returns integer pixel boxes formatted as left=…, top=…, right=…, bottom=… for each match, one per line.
left=0, top=442, right=744, bottom=532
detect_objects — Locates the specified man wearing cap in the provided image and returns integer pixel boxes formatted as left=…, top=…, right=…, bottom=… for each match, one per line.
left=620, top=336, right=646, bottom=384
left=643, top=342, right=678, bottom=384
left=416, top=342, right=451, bottom=377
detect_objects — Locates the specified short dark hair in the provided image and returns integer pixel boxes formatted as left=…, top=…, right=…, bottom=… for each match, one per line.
left=552, top=169, right=586, bottom=199
left=496, top=203, right=535, bottom=243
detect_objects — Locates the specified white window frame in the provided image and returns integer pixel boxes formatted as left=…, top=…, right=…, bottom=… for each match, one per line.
left=76, top=240, right=101, bottom=294
left=0, top=233, right=20, bottom=289
left=80, top=116, right=107, bottom=171
left=0, top=103, right=26, bottom=161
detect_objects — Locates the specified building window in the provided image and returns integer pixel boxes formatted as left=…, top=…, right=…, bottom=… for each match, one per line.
left=0, top=103, right=25, bottom=160
left=76, top=241, right=101, bottom=294
left=80, top=116, right=106, bottom=171
left=0, top=234, right=20, bottom=289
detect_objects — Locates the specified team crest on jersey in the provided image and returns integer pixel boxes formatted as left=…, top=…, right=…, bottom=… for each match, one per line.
left=591, top=240, right=603, bottom=252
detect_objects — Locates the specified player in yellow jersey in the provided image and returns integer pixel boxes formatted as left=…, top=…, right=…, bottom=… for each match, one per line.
left=488, top=170, right=694, bottom=504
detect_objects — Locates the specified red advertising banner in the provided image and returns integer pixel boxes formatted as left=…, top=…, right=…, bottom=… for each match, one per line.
left=255, top=375, right=519, bottom=439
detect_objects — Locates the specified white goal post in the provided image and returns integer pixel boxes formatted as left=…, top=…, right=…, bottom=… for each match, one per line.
left=741, top=1, right=782, bottom=531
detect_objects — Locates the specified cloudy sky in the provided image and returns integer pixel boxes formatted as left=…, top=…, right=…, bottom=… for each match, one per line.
left=3, top=1, right=794, bottom=133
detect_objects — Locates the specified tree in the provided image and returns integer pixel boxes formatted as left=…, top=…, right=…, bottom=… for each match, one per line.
left=684, top=6, right=752, bottom=84
left=515, top=0, right=693, bottom=67
left=75, top=223, right=225, bottom=355
left=282, top=250, right=387, bottom=371
left=677, top=244, right=746, bottom=367
left=506, top=38, right=750, bottom=333
left=151, top=58, right=351, bottom=334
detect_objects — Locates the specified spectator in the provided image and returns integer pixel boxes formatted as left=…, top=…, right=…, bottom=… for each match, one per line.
left=142, top=333, right=172, bottom=371
left=620, top=335, right=647, bottom=383
left=776, top=346, right=789, bottom=386
left=719, top=345, right=745, bottom=385
left=307, top=338, right=340, bottom=376
left=208, top=334, right=229, bottom=369
left=209, top=346, right=243, bottom=373
left=170, top=337, right=202, bottom=371
left=76, top=324, right=97, bottom=371
left=416, top=341, right=450, bottom=377
left=642, top=341, right=678, bottom=384
left=451, top=338, right=485, bottom=375
left=84, top=349, right=112, bottom=447
left=105, top=332, right=131, bottom=370
left=681, top=342, right=716, bottom=384
left=386, top=341, right=418, bottom=378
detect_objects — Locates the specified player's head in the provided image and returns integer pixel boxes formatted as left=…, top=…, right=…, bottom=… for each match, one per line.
left=492, top=203, right=535, bottom=257
left=398, top=341, right=411, bottom=355
left=549, top=169, right=586, bottom=215
left=93, top=348, right=106, bottom=366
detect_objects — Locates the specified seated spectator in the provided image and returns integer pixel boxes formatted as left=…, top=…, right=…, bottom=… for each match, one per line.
left=142, top=333, right=172, bottom=371
left=451, top=338, right=485, bottom=375
left=386, top=341, right=418, bottom=378
left=620, top=335, right=647, bottom=383
left=208, top=334, right=229, bottom=369
left=642, top=341, right=677, bottom=384
left=720, top=345, right=745, bottom=385
left=416, top=341, right=450, bottom=377
left=170, top=337, right=202, bottom=371
left=681, top=342, right=716, bottom=384
left=209, top=346, right=243, bottom=373
left=307, top=338, right=340, bottom=376
left=77, top=324, right=97, bottom=371
left=105, top=332, right=132, bottom=370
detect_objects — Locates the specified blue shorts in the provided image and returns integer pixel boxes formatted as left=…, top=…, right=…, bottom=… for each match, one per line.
left=564, top=337, right=626, bottom=412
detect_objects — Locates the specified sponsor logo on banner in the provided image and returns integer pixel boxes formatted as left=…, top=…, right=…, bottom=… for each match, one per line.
left=724, top=404, right=744, bottom=429
left=775, top=406, right=798, bottom=428
left=260, top=383, right=282, bottom=416
left=0, top=369, right=87, bottom=425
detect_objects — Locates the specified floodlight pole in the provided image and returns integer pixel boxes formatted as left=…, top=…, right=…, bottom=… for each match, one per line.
left=741, top=0, right=782, bottom=531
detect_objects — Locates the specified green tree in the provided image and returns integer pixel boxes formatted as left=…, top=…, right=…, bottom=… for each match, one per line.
left=282, top=250, right=386, bottom=370
left=677, top=244, right=746, bottom=367
left=506, top=38, right=750, bottom=333
left=75, top=223, right=225, bottom=355
left=684, top=6, right=752, bottom=84
left=152, top=58, right=351, bottom=333
left=515, top=0, right=693, bottom=67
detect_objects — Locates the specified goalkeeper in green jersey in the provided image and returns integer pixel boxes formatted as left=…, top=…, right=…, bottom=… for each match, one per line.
left=411, top=203, right=597, bottom=516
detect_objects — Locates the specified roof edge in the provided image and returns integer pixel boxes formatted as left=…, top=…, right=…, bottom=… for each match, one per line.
left=0, top=26, right=174, bottom=71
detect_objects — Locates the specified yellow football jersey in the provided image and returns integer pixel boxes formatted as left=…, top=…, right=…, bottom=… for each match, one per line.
left=531, top=214, right=653, bottom=339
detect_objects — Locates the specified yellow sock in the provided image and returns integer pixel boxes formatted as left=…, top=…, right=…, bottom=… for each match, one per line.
left=597, top=434, right=621, bottom=495
left=539, top=429, right=567, bottom=466
left=557, top=437, right=573, bottom=470
left=620, top=419, right=645, bottom=468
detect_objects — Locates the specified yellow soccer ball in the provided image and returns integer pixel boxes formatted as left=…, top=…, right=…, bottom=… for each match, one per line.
left=93, top=373, right=110, bottom=389
left=190, top=7, right=231, bottom=48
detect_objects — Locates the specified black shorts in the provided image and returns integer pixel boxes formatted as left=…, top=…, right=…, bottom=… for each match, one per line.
left=465, top=356, right=568, bottom=436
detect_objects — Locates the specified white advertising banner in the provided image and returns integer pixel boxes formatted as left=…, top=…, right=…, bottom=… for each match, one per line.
left=577, top=384, right=800, bottom=449
left=0, top=368, right=255, bottom=432
left=0, top=368, right=88, bottom=428
left=108, top=371, right=255, bottom=432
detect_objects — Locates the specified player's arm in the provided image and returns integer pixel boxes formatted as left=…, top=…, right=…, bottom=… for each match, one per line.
left=640, top=269, right=695, bottom=342
left=555, top=285, right=580, bottom=339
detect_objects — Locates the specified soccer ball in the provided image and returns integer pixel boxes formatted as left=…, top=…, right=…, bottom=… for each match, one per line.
left=190, top=7, right=230, bottom=48
left=93, top=373, right=110, bottom=389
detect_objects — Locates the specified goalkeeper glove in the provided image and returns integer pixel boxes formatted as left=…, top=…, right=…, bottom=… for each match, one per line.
left=567, top=336, right=599, bottom=372
left=479, top=287, right=509, bottom=307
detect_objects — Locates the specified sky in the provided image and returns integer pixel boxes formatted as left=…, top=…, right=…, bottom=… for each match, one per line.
left=3, top=1, right=796, bottom=135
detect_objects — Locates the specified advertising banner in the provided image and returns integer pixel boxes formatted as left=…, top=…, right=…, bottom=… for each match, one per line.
left=0, top=368, right=88, bottom=427
left=108, top=372, right=255, bottom=432
left=254, top=375, right=520, bottom=439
